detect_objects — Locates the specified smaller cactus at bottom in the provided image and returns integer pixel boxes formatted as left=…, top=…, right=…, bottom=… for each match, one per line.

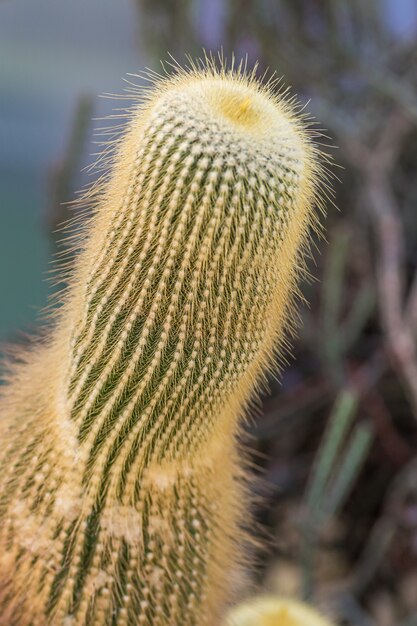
left=225, top=596, right=336, bottom=626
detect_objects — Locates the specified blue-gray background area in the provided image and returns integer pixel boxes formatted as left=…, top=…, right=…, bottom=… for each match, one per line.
left=0, top=0, right=416, bottom=344
left=0, top=0, right=142, bottom=343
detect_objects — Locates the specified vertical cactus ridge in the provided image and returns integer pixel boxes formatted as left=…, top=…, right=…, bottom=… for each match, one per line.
left=0, top=58, right=330, bottom=626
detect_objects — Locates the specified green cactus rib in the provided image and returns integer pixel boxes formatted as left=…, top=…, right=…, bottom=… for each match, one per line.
left=0, top=61, right=327, bottom=626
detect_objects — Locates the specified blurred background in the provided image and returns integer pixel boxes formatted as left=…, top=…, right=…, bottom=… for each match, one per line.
left=1, top=1, right=417, bottom=624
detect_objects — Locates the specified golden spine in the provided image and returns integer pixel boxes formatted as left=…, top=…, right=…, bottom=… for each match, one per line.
left=0, top=61, right=327, bottom=626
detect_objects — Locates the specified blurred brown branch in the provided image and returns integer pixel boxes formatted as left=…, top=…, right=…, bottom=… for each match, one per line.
left=342, top=110, right=417, bottom=420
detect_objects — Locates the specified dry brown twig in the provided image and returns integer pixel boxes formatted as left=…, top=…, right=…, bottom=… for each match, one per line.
left=342, top=109, right=417, bottom=420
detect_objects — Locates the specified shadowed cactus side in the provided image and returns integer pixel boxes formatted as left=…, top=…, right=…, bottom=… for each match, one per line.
left=0, top=59, right=328, bottom=626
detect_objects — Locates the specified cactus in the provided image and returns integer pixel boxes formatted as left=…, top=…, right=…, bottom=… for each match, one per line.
left=0, top=59, right=327, bottom=626
left=225, top=596, right=336, bottom=626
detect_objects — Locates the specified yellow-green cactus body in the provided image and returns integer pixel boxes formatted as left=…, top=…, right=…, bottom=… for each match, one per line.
left=225, top=596, right=336, bottom=626
left=0, top=63, right=325, bottom=626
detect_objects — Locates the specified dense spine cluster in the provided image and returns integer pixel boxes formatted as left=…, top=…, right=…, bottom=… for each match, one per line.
left=0, top=62, right=325, bottom=626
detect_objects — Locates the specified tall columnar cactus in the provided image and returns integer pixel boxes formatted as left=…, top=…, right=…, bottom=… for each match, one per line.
left=0, top=61, right=327, bottom=626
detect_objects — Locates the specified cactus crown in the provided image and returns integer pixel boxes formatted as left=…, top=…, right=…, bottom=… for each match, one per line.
left=0, top=57, right=329, bottom=626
